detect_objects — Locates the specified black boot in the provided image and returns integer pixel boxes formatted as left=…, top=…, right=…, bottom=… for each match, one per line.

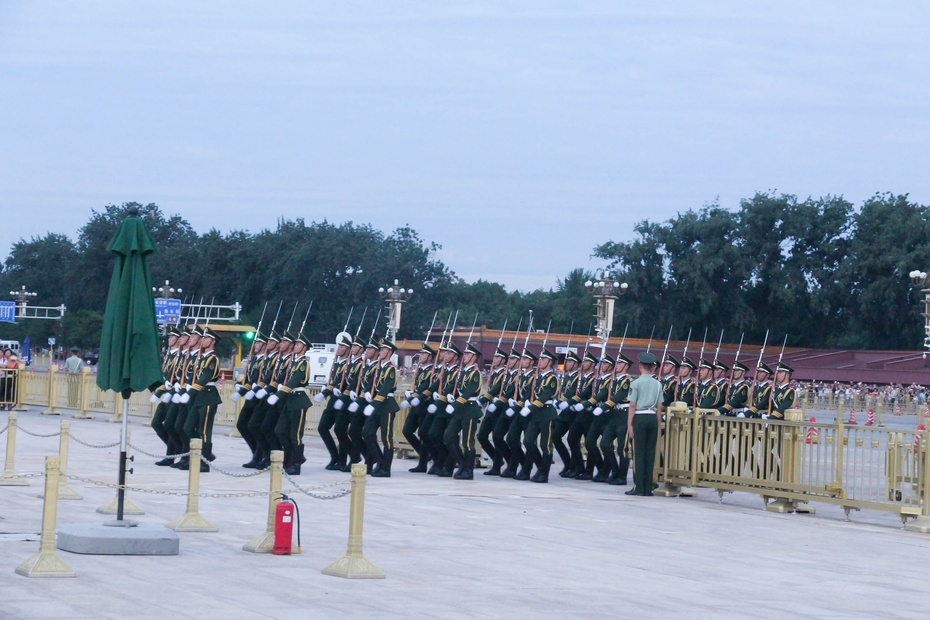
left=297, top=444, right=307, bottom=464
left=531, top=457, right=551, bottom=483
left=156, top=437, right=177, bottom=466
left=199, top=460, right=210, bottom=473
left=454, top=450, right=475, bottom=480
left=256, top=453, right=271, bottom=469
left=436, top=453, right=455, bottom=477
left=450, top=444, right=465, bottom=478
left=576, top=452, right=597, bottom=480
left=242, top=448, right=262, bottom=469
left=515, top=454, right=533, bottom=481
left=203, top=442, right=216, bottom=463
left=330, top=445, right=348, bottom=471
left=372, top=450, right=393, bottom=478
left=484, top=452, right=504, bottom=476
left=609, top=455, right=629, bottom=486
left=409, top=448, right=430, bottom=473
left=174, top=456, right=190, bottom=470
left=285, top=452, right=301, bottom=475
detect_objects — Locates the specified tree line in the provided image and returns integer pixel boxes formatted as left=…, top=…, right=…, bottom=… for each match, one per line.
left=0, top=193, right=927, bottom=352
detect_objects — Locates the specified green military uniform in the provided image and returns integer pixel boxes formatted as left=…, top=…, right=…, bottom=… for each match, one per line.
left=274, top=334, right=312, bottom=475
left=599, top=353, right=632, bottom=485
left=580, top=355, right=615, bottom=482
left=627, top=352, right=663, bottom=496
left=171, top=332, right=201, bottom=469
left=316, top=335, right=352, bottom=470
left=505, top=350, right=537, bottom=480
left=366, top=341, right=401, bottom=477
left=426, top=343, right=460, bottom=477
left=349, top=343, right=380, bottom=472
left=491, top=355, right=522, bottom=477
left=746, top=362, right=773, bottom=418
left=443, top=342, right=484, bottom=480
left=717, top=361, right=750, bottom=416
left=152, top=331, right=181, bottom=465
left=337, top=338, right=366, bottom=471
left=259, top=334, right=294, bottom=461
left=249, top=335, right=281, bottom=468
left=552, top=351, right=581, bottom=477
left=235, top=336, right=267, bottom=468
left=661, top=355, right=680, bottom=408
left=566, top=350, right=599, bottom=478
left=476, top=348, right=509, bottom=475
left=183, top=327, right=222, bottom=472
left=522, top=348, right=559, bottom=483
left=677, top=357, right=697, bottom=409
left=402, top=343, right=438, bottom=473
left=714, top=360, right=730, bottom=408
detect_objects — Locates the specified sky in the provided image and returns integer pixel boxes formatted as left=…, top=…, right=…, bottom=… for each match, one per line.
left=1, top=1, right=928, bottom=291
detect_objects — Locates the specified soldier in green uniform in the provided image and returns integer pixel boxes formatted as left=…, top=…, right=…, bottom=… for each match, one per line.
left=717, top=361, right=750, bottom=416
left=313, top=335, right=352, bottom=469
left=551, top=351, right=580, bottom=476
left=366, top=340, right=401, bottom=478
left=714, top=361, right=730, bottom=407
left=151, top=328, right=181, bottom=465
left=661, top=354, right=680, bottom=407
left=272, top=333, right=311, bottom=475
left=504, top=349, right=537, bottom=480
left=443, top=343, right=483, bottom=480
left=488, top=350, right=522, bottom=476
left=521, top=348, right=559, bottom=483
left=746, top=362, right=773, bottom=418
left=476, top=347, right=508, bottom=475
left=580, top=354, right=615, bottom=482
left=676, top=357, right=697, bottom=408
left=400, top=343, right=437, bottom=473
left=257, top=332, right=294, bottom=466
left=336, top=337, right=366, bottom=471
left=426, top=342, right=461, bottom=477
left=348, top=341, right=380, bottom=473
left=768, top=362, right=796, bottom=419
left=171, top=325, right=201, bottom=470
left=232, top=334, right=266, bottom=468
left=696, top=358, right=720, bottom=410
left=598, top=353, right=632, bottom=485
left=565, top=351, right=598, bottom=478
left=181, top=326, right=222, bottom=472
left=160, top=327, right=189, bottom=467
left=249, top=332, right=280, bottom=469
left=625, top=352, right=664, bottom=496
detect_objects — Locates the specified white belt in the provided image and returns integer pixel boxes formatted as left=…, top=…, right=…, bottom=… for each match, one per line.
left=206, top=382, right=217, bottom=387
left=635, top=409, right=656, bottom=415
left=293, top=387, right=306, bottom=393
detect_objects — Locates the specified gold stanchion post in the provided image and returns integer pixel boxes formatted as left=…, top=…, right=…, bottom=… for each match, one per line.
left=167, top=439, right=217, bottom=532
left=74, top=367, right=93, bottom=419
left=1, top=412, right=28, bottom=486
left=243, top=450, right=290, bottom=553
left=15, top=456, right=75, bottom=578
left=41, top=366, right=61, bottom=415
left=905, top=426, right=930, bottom=533
left=43, top=420, right=81, bottom=500
left=96, top=429, right=144, bottom=515
left=322, top=463, right=385, bottom=579
left=13, top=363, right=27, bottom=411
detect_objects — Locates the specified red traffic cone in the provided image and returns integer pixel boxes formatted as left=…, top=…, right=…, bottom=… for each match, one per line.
left=847, top=408, right=858, bottom=425
left=865, top=409, right=875, bottom=426
left=915, top=424, right=925, bottom=454
left=806, top=417, right=819, bottom=445
left=895, top=401, right=902, bottom=416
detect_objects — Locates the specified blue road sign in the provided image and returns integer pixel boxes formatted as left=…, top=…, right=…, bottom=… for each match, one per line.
left=154, top=298, right=183, bottom=326
left=0, top=301, right=15, bottom=323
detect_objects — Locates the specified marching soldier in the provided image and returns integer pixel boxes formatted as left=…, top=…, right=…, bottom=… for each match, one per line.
left=348, top=340, right=380, bottom=472
left=443, top=343, right=483, bottom=480
left=717, top=361, right=750, bottom=416
left=625, top=352, right=664, bottom=496
left=426, top=342, right=461, bottom=477
left=565, top=350, right=598, bottom=478
left=258, top=332, right=294, bottom=465
left=151, top=328, right=181, bottom=465
left=272, top=333, right=311, bottom=475
left=365, top=340, right=401, bottom=478
left=598, top=353, right=632, bottom=485
left=676, top=357, right=697, bottom=408
left=233, top=334, right=266, bottom=468
left=579, top=354, right=614, bottom=482
left=314, top=335, right=353, bottom=470
left=476, top=347, right=508, bottom=475
left=400, top=343, right=437, bottom=473
left=504, top=349, right=536, bottom=480
left=181, top=326, right=222, bottom=472
left=336, top=337, right=367, bottom=471
left=661, top=354, right=680, bottom=407
left=746, top=362, right=773, bottom=418
left=521, top=348, right=559, bottom=483
left=714, top=361, right=730, bottom=407
left=696, top=358, right=720, bottom=409
left=769, top=362, right=796, bottom=419
left=488, top=350, right=522, bottom=476
left=248, top=332, right=280, bottom=469
left=171, top=325, right=201, bottom=470
left=552, top=351, right=581, bottom=477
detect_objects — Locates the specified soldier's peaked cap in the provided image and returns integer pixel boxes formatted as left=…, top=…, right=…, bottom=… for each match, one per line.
left=599, top=353, right=615, bottom=366
left=254, top=333, right=267, bottom=344
left=583, top=351, right=599, bottom=364
left=698, top=357, right=714, bottom=370
left=419, top=342, right=436, bottom=355
left=680, top=357, right=697, bottom=370
left=757, top=361, right=773, bottom=374
left=714, top=360, right=729, bottom=371
left=465, top=343, right=482, bottom=357
left=540, top=348, right=558, bottom=363
left=266, top=331, right=281, bottom=343
left=201, top=326, right=220, bottom=341
left=732, top=360, right=750, bottom=372
left=379, top=340, right=397, bottom=353
left=365, top=339, right=378, bottom=350
left=338, top=335, right=352, bottom=347
left=566, top=350, right=582, bottom=364
left=295, top=333, right=311, bottom=346
left=444, top=342, right=462, bottom=357
left=776, top=361, right=794, bottom=373
left=615, top=352, right=633, bottom=367
left=663, top=354, right=680, bottom=368
left=522, top=348, right=538, bottom=362
left=493, top=346, right=508, bottom=359
left=352, top=336, right=366, bottom=348
left=280, top=332, right=295, bottom=343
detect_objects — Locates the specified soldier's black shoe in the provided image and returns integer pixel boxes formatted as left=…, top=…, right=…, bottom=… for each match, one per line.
left=499, top=467, right=516, bottom=478
left=285, top=463, right=301, bottom=475
left=608, top=477, right=628, bottom=486
left=531, top=471, right=548, bottom=483
left=575, top=471, right=593, bottom=480
left=592, top=471, right=609, bottom=483
left=436, top=467, right=453, bottom=478
left=558, top=466, right=571, bottom=477
left=454, top=468, right=473, bottom=480
left=483, top=465, right=501, bottom=476
left=624, top=488, right=644, bottom=496
left=242, top=455, right=261, bottom=469
left=324, top=461, right=339, bottom=470
left=171, top=456, right=187, bottom=469
left=338, top=463, right=352, bottom=472
left=409, top=464, right=428, bottom=473
left=514, top=468, right=531, bottom=481
left=427, top=463, right=440, bottom=475
left=155, top=457, right=175, bottom=466
left=371, top=468, right=391, bottom=478
left=200, top=461, right=210, bottom=473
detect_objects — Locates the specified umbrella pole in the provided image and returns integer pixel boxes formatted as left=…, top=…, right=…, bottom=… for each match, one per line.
left=117, top=396, right=129, bottom=522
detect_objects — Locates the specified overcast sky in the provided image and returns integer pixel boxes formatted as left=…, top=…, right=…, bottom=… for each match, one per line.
left=1, top=1, right=928, bottom=291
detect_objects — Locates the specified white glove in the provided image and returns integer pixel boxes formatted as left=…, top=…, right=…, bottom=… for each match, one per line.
left=736, top=412, right=746, bottom=418
left=150, top=394, right=159, bottom=403
left=446, top=393, right=454, bottom=402
left=349, top=390, right=358, bottom=401
left=559, top=401, right=569, bottom=411
left=165, top=381, right=172, bottom=390
left=173, top=382, right=181, bottom=391
left=400, top=400, right=410, bottom=410
left=573, top=403, right=584, bottom=412
left=180, top=392, right=191, bottom=404
left=161, top=392, right=172, bottom=403
left=171, top=393, right=181, bottom=404
left=520, top=406, right=530, bottom=417
left=506, top=408, right=515, bottom=417
left=230, top=391, right=241, bottom=402
left=404, top=390, right=412, bottom=399
left=334, top=399, right=344, bottom=410
left=593, top=406, right=603, bottom=416
left=251, top=383, right=258, bottom=390
left=445, top=404, right=455, bottom=414
left=427, top=404, right=437, bottom=414
left=332, top=388, right=342, bottom=397
left=411, top=397, right=421, bottom=407
left=508, top=398, right=516, bottom=407
left=313, top=393, right=324, bottom=403
left=256, top=388, right=268, bottom=399
left=244, top=390, right=255, bottom=400
left=432, top=392, right=440, bottom=401
left=348, top=401, right=359, bottom=413
left=268, top=393, right=279, bottom=406
left=761, top=414, right=770, bottom=419
left=364, top=404, right=375, bottom=416
left=487, top=403, right=497, bottom=413
left=364, top=391, right=372, bottom=401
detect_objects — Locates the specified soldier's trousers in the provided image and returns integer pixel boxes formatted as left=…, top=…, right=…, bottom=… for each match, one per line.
left=162, top=401, right=183, bottom=453
left=444, top=413, right=478, bottom=458
left=173, top=403, right=192, bottom=449
left=184, top=404, right=217, bottom=455
left=362, top=410, right=395, bottom=465
left=260, top=400, right=284, bottom=452
left=318, top=400, right=339, bottom=461
left=632, top=413, right=658, bottom=493
left=523, top=417, right=554, bottom=470
left=551, top=410, right=574, bottom=468
left=236, top=398, right=260, bottom=455
left=490, top=411, right=513, bottom=465
left=477, top=408, right=500, bottom=460
left=151, top=401, right=170, bottom=448
left=600, top=409, right=629, bottom=478
left=567, top=409, right=592, bottom=466
left=505, top=414, right=529, bottom=467
left=402, top=406, right=425, bottom=455
left=584, top=413, right=609, bottom=473
left=275, top=405, right=307, bottom=461
left=348, top=409, right=368, bottom=464
left=333, top=409, right=352, bottom=464
left=427, top=413, right=452, bottom=465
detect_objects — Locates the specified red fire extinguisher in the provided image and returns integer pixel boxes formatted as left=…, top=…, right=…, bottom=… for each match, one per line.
left=273, top=493, right=301, bottom=555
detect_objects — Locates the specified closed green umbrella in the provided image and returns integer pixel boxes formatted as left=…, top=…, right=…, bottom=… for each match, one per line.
left=96, top=207, right=164, bottom=523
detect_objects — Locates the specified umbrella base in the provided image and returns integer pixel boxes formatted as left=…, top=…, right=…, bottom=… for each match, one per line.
left=57, top=523, right=179, bottom=555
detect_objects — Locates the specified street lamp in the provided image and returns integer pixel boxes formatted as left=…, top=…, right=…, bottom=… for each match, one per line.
left=153, top=280, right=182, bottom=299
left=9, top=285, right=38, bottom=318
left=584, top=271, right=628, bottom=354
left=379, top=279, right=413, bottom=344
left=909, top=270, right=930, bottom=357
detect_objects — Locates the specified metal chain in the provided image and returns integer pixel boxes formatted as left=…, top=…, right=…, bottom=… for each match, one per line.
left=13, top=423, right=61, bottom=438
left=1, top=472, right=44, bottom=479
left=0, top=422, right=8, bottom=435
left=64, top=474, right=270, bottom=499
left=128, top=442, right=190, bottom=459
left=201, top=456, right=269, bottom=477
left=70, top=434, right=122, bottom=449
left=282, top=471, right=352, bottom=499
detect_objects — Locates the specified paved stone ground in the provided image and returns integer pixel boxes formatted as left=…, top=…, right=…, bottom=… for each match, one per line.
left=2, top=408, right=930, bottom=619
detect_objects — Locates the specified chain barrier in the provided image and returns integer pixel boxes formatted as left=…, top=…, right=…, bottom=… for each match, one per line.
left=281, top=470, right=352, bottom=500
left=64, top=474, right=271, bottom=499
left=1, top=472, right=44, bottom=479
left=0, top=422, right=8, bottom=435
left=200, top=456, right=270, bottom=478
left=69, top=434, right=122, bottom=449
left=13, top=422, right=61, bottom=438
left=128, top=442, right=190, bottom=460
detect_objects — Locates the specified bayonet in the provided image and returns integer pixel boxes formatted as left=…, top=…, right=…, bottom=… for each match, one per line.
left=466, top=312, right=479, bottom=344
left=424, top=310, right=439, bottom=343
left=369, top=305, right=383, bottom=343
left=510, top=317, right=523, bottom=350
left=297, top=300, right=313, bottom=337
left=342, top=306, right=355, bottom=334
left=645, top=325, right=656, bottom=353
left=267, top=300, right=284, bottom=338
left=698, top=327, right=708, bottom=365
left=284, top=301, right=299, bottom=335
left=497, top=319, right=508, bottom=348
left=712, top=329, right=724, bottom=365
left=354, top=307, right=368, bottom=338
left=659, top=325, right=673, bottom=372
left=245, top=301, right=269, bottom=360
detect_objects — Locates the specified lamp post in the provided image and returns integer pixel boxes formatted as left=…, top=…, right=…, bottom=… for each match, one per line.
left=584, top=271, right=628, bottom=355
left=153, top=280, right=182, bottom=299
left=10, top=285, right=38, bottom=319
left=378, top=280, right=413, bottom=344
left=909, top=270, right=930, bottom=358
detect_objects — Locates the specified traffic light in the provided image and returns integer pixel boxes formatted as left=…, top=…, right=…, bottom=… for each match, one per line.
left=245, top=331, right=255, bottom=340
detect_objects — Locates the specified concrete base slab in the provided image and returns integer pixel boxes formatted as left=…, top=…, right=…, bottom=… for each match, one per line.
left=57, top=523, right=179, bottom=555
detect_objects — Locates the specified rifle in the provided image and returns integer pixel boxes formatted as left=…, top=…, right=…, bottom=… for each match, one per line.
left=369, top=305, right=383, bottom=344
left=496, top=319, right=508, bottom=348
left=425, top=311, right=439, bottom=344
left=452, top=312, right=480, bottom=393
left=341, top=306, right=355, bottom=338
left=541, top=319, right=552, bottom=350
left=510, top=317, right=523, bottom=350
left=324, top=306, right=354, bottom=388
left=204, top=296, right=216, bottom=327
left=695, top=327, right=708, bottom=408
left=244, top=301, right=269, bottom=363
left=659, top=325, right=673, bottom=376
left=747, top=329, right=770, bottom=409
left=466, top=312, right=479, bottom=344
left=436, top=309, right=460, bottom=396
left=284, top=301, right=299, bottom=336
left=674, top=327, right=693, bottom=401
left=430, top=310, right=454, bottom=382
left=768, top=334, right=788, bottom=414
left=645, top=325, right=656, bottom=353
left=296, top=301, right=313, bottom=340
left=581, top=322, right=593, bottom=362
left=727, top=332, right=745, bottom=388
left=354, top=307, right=368, bottom=339
left=712, top=329, right=724, bottom=366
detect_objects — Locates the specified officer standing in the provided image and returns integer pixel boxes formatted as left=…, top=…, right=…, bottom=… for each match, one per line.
left=625, top=352, right=664, bottom=496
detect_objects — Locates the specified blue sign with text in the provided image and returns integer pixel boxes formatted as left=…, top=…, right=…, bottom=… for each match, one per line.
left=0, top=301, right=15, bottom=323
left=154, top=298, right=183, bottom=326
